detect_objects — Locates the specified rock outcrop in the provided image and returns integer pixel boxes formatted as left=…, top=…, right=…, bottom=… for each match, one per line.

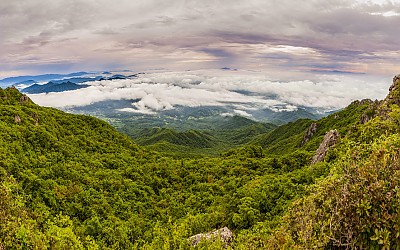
left=383, top=74, right=400, bottom=106
left=359, top=114, right=370, bottom=124
left=188, top=227, right=233, bottom=247
left=312, top=130, right=340, bottom=164
left=373, top=74, right=400, bottom=118
left=300, top=122, right=317, bottom=146
left=19, top=94, right=30, bottom=104
left=14, top=115, right=21, bottom=123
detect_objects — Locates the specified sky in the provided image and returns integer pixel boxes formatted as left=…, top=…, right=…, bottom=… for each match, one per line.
left=1, top=0, right=400, bottom=79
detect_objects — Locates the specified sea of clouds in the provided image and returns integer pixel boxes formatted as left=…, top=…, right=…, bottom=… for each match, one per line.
left=28, top=70, right=390, bottom=116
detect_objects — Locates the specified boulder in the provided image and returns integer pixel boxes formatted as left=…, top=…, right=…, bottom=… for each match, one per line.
left=14, top=115, right=21, bottom=123
left=188, top=227, right=233, bottom=247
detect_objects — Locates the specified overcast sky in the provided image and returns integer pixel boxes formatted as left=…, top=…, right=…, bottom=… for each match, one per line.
left=1, top=0, right=400, bottom=78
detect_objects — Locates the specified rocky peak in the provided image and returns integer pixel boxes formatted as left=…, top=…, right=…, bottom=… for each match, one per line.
left=0, top=87, right=34, bottom=105
left=390, top=74, right=400, bottom=91
left=312, top=129, right=340, bottom=164
left=300, top=122, right=318, bottom=146
left=383, top=74, right=400, bottom=106
left=351, top=99, right=373, bottom=107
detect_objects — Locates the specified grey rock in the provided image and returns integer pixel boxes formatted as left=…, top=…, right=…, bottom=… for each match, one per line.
left=359, top=113, right=370, bottom=124
left=390, top=74, right=400, bottom=92
left=15, top=115, right=21, bottom=123
left=312, top=130, right=340, bottom=164
left=301, top=122, right=317, bottom=146
left=188, top=227, right=233, bottom=247
left=19, top=94, right=30, bottom=104
left=383, top=74, right=400, bottom=106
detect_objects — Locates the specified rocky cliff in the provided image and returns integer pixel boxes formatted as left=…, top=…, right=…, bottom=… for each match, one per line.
left=312, top=129, right=340, bottom=164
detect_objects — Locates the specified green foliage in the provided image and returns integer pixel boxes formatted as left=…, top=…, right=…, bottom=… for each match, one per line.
left=252, top=100, right=372, bottom=155
left=275, top=138, right=400, bottom=248
left=136, top=128, right=216, bottom=149
left=258, top=100, right=400, bottom=249
left=252, top=119, right=313, bottom=154
left=2, top=85, right=399, bottom=249
left=0, top=87, right=322, bottom=248
left=124, top=116, right=276, bottom=157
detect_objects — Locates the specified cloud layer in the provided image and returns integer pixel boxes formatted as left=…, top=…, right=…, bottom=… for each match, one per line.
left=28, top=70, right=390, bottom=117
left=1, top=0, right=400, bottom=78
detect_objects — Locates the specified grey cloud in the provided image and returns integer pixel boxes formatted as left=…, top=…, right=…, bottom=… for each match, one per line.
left=1, top=0, right=400, bottom=76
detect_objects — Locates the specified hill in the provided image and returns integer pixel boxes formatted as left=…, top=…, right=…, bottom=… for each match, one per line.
left=129, top=116, right=277, bottom=157
left=137, top=128, right=217, bottom=148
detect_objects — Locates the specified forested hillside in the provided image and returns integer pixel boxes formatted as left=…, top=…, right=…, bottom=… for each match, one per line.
left=1, top=75, right=400, bottom=249
left=132, top=116, right=277, bottom=157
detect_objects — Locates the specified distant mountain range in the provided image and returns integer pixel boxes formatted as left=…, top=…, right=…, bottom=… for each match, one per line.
left=0, top=71, right=137, bottom=88
left=17, top=80, right=38, bottom=85
left=22, top=81, right=90, bottom=94
left=0, top=71, right=139, bottom=94
left=48, top=76, right=102, bottom=84
left=5, top=70, right=335, bottom=135
left=0, top=72, right=89, bottom=87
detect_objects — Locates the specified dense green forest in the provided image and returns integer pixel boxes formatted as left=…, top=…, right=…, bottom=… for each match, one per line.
left=129, top=116, right=277, bottom=157
left=1, top=75, right=400, bottom=249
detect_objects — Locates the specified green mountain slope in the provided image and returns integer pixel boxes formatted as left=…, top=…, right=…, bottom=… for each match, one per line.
left=253, top=99, right=374, bottom=155
left=132, top=116, right=277, bottom=157
left=238, top=75, right=400, bottom=249
left=137, top=128, right=217, bottom=149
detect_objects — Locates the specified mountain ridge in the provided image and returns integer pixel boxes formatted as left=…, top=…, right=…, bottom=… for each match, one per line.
left=22, top=81, right=89, bottom=94
left=0, top=72, right=89, bottom=87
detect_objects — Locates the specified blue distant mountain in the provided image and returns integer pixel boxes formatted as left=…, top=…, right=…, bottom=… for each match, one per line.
left=16, top=80, right=38, bottom=85
left=0, top=72, right=89, bottom=87
left=22, top=81, right=89, bottom=94
left=98, top=74, right=132, bottom=81
left=0, top=71, right=139, bottom=88
left=220, top=67, right=237, bottom=71
left=50, top=76, right=103, bottom=84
